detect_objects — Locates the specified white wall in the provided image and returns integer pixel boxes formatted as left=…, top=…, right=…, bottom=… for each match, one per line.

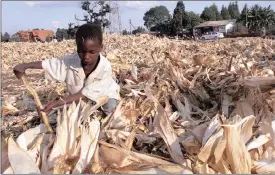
left=218, top=26, right=226, bottom=33
left=225, top=22, right=236, bottom=34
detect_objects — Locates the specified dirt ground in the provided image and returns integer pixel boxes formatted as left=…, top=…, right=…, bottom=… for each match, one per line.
left=1, top=69, right=62, bottom=138
left=1, top=37, right=274, bottom=139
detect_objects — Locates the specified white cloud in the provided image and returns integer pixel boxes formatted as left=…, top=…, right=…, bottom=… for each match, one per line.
left=51, top=21, right=63, bottom=29
left=119, top=1, right=177, bottom=13
left=123, top=1, right=160, bottom=10
left=24, top=1, right=40, bottom=7
left=24, top=1, right=58, bottom=7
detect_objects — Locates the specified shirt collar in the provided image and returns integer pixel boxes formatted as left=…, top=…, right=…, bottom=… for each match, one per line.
left=88, top=53, right=106, bottom=80
left=71, top=53, right=107, bottom=80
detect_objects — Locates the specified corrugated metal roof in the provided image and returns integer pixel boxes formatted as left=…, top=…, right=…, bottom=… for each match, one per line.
left=32, top=30, right=54, bottom=41
left=17, top=31, right=32, bottom=42
left=194, top=19, right=236, bottom=28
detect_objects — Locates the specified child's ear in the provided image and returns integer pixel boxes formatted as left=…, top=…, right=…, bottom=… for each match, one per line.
left=100, top=44, right=104, bottom=51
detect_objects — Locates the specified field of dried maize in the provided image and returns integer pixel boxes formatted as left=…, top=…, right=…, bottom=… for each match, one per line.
left=1, top=35, right=275, bottom=174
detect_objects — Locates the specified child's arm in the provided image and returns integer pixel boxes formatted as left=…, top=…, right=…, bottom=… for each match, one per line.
left=41, top=69, right=120, bottom=114
left=14, top=55, right=68, bottom=82
left=13, top=61, right=43, bottom=79
left=41, top=92, right=86, bottom=113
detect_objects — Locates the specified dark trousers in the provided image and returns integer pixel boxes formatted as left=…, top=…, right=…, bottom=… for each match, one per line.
left=100, top=98, right=118, bottom=116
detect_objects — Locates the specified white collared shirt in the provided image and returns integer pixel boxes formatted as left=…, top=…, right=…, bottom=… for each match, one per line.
left=41, top=53, right=120, bottom=102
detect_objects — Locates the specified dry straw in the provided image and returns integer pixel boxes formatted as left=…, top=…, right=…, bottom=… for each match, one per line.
left=1, top=35, right=275, bottom=174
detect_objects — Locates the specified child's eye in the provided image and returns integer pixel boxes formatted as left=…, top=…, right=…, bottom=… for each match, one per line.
left=89, top=51, right=96, bottom=54
left=77, top=50, right=82, bottom=52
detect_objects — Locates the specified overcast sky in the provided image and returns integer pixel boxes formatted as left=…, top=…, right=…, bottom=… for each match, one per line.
left=2, top=1, right=275, bottom=34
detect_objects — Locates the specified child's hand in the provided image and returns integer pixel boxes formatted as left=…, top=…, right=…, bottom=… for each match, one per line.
left=13, top=64, right=26, bottom=79
left=41, top=102, right=55, bottom=114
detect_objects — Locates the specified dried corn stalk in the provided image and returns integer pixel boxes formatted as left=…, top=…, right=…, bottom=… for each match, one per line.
left=2, top=36, right=275, bottom=174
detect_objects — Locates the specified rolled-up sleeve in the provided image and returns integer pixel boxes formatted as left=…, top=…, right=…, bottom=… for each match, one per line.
left=81, top=71, right=119, bottom=102
left=42, top=57, right=67, bottom=82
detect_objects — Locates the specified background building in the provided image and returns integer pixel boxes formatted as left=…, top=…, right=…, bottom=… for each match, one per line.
left=17, top=30, right=54, bottom=42
left=193, top=19, right=236, bottom=36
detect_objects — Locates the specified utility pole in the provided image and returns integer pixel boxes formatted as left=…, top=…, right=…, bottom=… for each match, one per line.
left=129, top=19, right=136, bottom=34
left=108, top=1, right=122, bottom=34
left=129, top=19, right=132, bottom=34
left=245, top=5, right=248, bottom=27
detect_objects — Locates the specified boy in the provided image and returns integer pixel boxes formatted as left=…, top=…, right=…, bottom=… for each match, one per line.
left=13, top=23, right=120, bottom=116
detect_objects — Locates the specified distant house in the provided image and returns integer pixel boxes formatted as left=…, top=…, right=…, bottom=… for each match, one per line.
left=17, top=30, right=54, bottom=42
left=193, top=19, right=236, bottom=35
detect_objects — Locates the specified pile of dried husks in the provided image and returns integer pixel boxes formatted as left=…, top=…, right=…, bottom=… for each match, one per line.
left=1, top=35, right=275, bottom=174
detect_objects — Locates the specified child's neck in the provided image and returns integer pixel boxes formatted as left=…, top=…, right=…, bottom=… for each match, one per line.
left=82, top=56, right=100, bottom=78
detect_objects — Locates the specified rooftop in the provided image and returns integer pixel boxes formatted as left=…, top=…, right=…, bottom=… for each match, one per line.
left=194, top=19, right=236, bottom=28
left=17, top=30, right=54, bottom=41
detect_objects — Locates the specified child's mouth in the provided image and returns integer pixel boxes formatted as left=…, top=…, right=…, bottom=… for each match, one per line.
left=84, top=60, right=92, bottom=65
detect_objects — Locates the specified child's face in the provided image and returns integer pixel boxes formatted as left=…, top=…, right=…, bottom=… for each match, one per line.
left=77, top=39, right=103, bottom=66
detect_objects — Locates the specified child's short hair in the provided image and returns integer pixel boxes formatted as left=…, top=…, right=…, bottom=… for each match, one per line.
left=75, top=23, right=103, bottom=44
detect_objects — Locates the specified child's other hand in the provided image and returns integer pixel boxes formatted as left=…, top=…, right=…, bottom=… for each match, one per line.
left=13, top=64, right=26, bottom=79
left=41, top=102, right=55, bottom=114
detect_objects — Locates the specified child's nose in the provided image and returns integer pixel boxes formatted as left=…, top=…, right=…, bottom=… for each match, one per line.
left=84, top=53, right=89, bottom=60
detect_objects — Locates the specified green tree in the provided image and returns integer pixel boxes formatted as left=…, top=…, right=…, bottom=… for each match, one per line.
left=75, top=0, right=111, bottom=32
left=10, top=34, right=21, bottom=42
left=2, top=32, right=10, bottom=42
left=228, top=1, right=240, bottom=19
left=132, top=26, right=146, bottom=35
left=246, top=5, right=275, bottom=33
left=67, top=23, right=76, bottom=39
left=221, top=5, right=231, bottom=20
left=122, top=29, right=128, bottom=35
left=270, top=24, right=275, bottom=35
left=200, top=7, right=216, bottom=21
left=184, top=11, right=203, bottom=29
left=238, top=4, right=248, bottom=25
left=45, top=35, right=51, bottom=42
left=151, top=21, right=173, bottom=33
left=4, top=32, right=10, bottom=41
left=56, top=28, right=69, bottom=41
left=172, top=1, right=186, bottom=34
left=210, top=3, right=222, bottom=20
left=228, top=2, right=233, bottom=17
left=234, top=1, right=240, bottom=18
left=235, top=22, right=248, bottom=33
left=143, top=5, right=171, bottom=30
